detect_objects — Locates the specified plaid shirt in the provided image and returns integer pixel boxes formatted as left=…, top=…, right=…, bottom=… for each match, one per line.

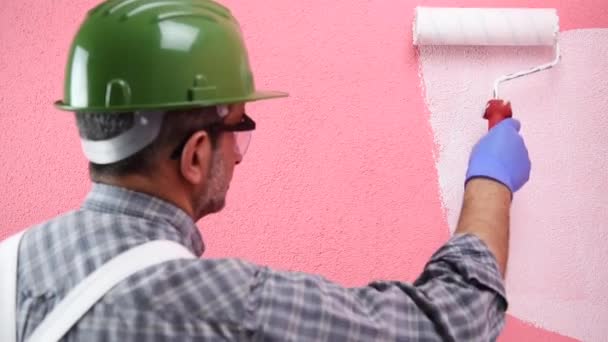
left=16, top=183, right=506, bottom=341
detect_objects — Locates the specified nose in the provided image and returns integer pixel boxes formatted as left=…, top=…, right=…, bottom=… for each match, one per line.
left=233, top=131, right=251, bottom=165
left=233, top=141, right=243, bottom=165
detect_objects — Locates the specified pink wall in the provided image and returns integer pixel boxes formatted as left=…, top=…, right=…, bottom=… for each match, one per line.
left=1, top=0, right=606, bottom=340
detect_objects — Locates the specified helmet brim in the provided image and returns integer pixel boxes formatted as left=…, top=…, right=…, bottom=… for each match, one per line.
left=55, top=90, right=289, bottom=113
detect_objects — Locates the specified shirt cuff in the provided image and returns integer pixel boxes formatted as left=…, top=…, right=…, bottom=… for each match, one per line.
left=428, top=233, right=508, bottom=310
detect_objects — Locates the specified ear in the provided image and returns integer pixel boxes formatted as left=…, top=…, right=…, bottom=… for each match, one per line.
left=179, top=131, right=212, bottom=185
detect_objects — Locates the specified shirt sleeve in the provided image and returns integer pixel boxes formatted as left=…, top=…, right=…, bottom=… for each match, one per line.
left=243, top=234, right=507, bottom=341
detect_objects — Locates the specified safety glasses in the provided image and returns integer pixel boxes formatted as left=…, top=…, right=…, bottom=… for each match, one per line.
left=170, top=114, right=256, bottom=160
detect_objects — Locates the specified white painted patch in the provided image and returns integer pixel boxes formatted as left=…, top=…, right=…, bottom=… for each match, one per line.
left=419, top=29, right=608, bottom=342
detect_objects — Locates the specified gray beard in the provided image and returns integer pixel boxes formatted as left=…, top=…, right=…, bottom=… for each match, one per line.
left=195, top=150, right=228, bottom=219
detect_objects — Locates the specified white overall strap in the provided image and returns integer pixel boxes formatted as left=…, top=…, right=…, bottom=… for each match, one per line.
left=0, top=230, right=27, bottom=342
left=27, top=240, right=196, bottom=342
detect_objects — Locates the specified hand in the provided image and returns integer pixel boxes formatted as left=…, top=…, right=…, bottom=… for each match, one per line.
left=465, top=119, right=531, bottom=193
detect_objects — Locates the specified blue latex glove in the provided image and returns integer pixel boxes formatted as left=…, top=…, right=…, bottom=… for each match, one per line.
left=466, top=119, right=531, bottom=193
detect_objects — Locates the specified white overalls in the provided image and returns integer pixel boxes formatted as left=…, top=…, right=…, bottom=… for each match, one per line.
left=0, top=231, right=195, bottom=342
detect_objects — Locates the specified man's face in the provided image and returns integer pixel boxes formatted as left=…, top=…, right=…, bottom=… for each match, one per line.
left=194, top=104, right=246, bottom=218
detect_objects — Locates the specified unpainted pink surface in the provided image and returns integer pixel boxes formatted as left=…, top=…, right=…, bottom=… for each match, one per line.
left=500, top=316, right=578, bottom=342
left=1, top=0, right=606, bottom=340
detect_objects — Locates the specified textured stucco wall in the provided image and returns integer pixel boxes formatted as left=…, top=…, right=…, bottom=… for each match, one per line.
left=420, top=29, right=608, bottom=341
left=1, top=0, right=607, bottom=340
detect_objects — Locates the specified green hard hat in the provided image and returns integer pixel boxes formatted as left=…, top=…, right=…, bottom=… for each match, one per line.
left=56, top=0, right=288, bottom=112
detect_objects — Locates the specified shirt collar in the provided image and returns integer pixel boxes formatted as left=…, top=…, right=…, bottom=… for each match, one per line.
left=82, top=182, right=205, bottom=256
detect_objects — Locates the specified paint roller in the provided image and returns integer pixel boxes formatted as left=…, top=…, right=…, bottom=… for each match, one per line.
left=413, top=7, right=560, bottom=130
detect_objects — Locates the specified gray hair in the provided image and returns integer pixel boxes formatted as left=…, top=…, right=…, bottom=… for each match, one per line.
left=75, top=107, right=222, bottom=180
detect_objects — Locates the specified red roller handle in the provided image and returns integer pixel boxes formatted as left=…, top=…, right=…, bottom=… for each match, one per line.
left=484, top=99, right=513, bottom=130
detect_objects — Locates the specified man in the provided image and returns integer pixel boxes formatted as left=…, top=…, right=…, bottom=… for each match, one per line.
left=12, top=0, right=530, bottom=341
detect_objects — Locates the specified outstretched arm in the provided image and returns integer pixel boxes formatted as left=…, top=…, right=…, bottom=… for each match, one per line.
left=457, top=118, right=531, bottom=276
left=456, top=178, right=511, bottom=276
